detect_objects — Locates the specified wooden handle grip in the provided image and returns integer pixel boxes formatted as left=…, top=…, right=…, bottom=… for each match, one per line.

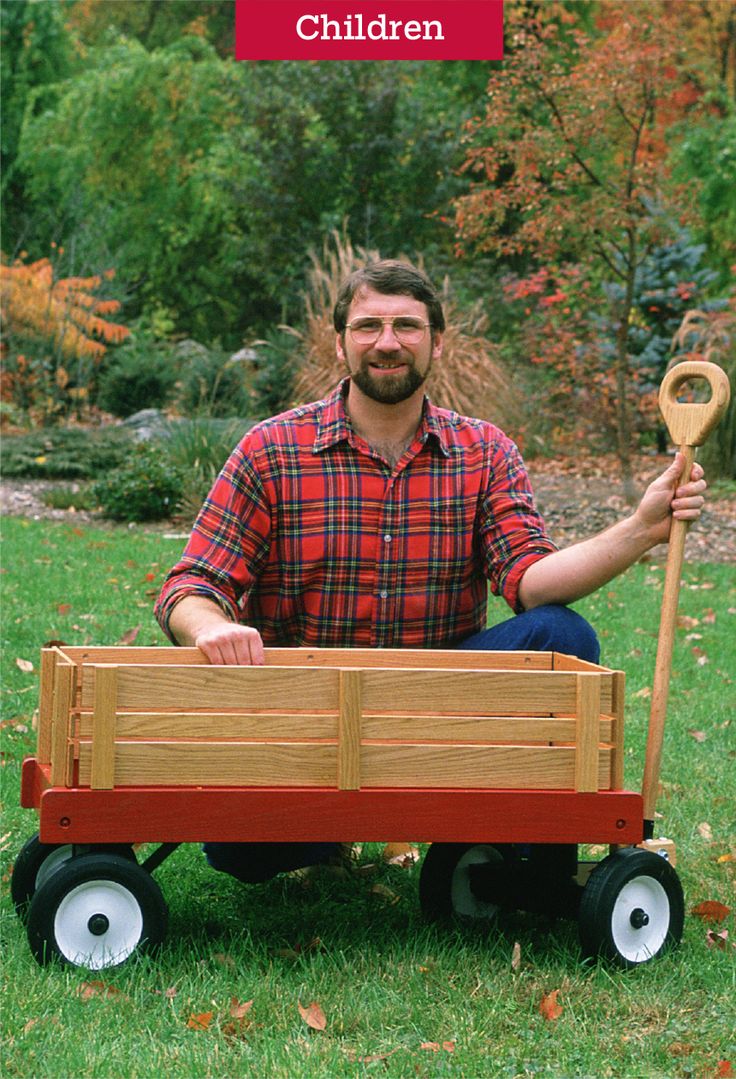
left=659, top=361, right=730, bottom=447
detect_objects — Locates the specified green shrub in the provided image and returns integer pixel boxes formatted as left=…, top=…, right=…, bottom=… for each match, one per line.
left=249, top=327, right=299, bottom=416
left=96, top=340, right=177, bottom=417
left=92, top=444, right=184, bottom=522
left=1, top=426, right=134, bottom=478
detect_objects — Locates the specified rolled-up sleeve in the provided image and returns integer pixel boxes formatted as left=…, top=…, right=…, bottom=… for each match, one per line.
left=154, top=439, right=272, bottom=641
left=478, top=440, right=557, bottom=613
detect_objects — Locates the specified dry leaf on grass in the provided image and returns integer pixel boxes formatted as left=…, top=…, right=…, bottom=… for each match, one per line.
left=539, top=989, right=563, bottom=1021
left=688, top=729, right=707, bottom=742
left=186, top=1011, right=214, bottom=1031
left=299, top=1001, right=327, bottom=1031
left=371, top=883, right=401, bottom=904
left=15, top=657, right=33, bottom=673
left=420, top=1042, right=455, bottom=1052
left=511, top=941, right=522, bottom=972
left=706, top=929, right=733, bottom=951
left=690, top=900, right=731, bottom=923
left=117, top=625, right=140, bottom=646
left=382, top=841, right=420, bottom=867
left=698, top=822, right=714, bottom=841
left=77, top=980, right=124, bottom=1001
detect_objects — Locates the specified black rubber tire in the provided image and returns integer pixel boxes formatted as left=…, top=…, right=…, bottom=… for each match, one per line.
left=578, top=847, right=684, bottom=967
left=27, top=853, right=167, bottom=969
left=419, top=842, right=516, bottom=923
left=11, top=833, right=136, bottom=921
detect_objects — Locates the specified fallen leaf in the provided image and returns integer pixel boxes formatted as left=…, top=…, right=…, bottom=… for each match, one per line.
left=667, top=1042, right=695, bottom=1057
left=117, top=625, right=141, bottom=646
left=690, top=900, right=731, bottom=923
left=717, top=853, right=734, bottom=864
left=56, top=603, right=72, bottom=616
left=15, top=657, right=34, bottom=673
left=539, top=989, right=563, bottom=1021
left=687, top=729, right=707, bottom=743
left=348, top=1049, right=399, bottom=1064
left=371, top=883, right=401, bottom=905
left=298, top=1001, right=326, bottom=1031
left=698, top=822, right=714, bottom=841
left=145, top=572, right=156, bottom=582
left=186, top=1011, right=214, bottom=1031
left=511, top=941, right=522, bottom=972
left=442, top=1041, right=456, bottom=1052
left=702, top=608, right=717, bottom=624
left=164, top=986, right=177, bottom=1000
left=634, top=686, right=651, bottom=699
left=230, top=997, right=254, bottom=1020
left=715, top=1061, right=734, bottom=1078
left=677, top=615, right=700, bottom=630
left=691, top=646, right=709, bottom=665
left=706, top=929, right=733, bottom=951
left=213, top=952, right=236, bottom=969
left=420, top=1042, right=440, bottom=1052
left=382, top=841, right=420, bottom=867
left=77, top=980, right=122, bottom=1000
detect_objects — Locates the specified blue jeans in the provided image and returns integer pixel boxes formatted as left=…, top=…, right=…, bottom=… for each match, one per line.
left=203, top=605, right=599, bottom=883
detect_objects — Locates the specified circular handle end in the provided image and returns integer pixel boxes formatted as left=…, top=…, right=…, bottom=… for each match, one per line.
left=659, top=361, right=731, bottom=447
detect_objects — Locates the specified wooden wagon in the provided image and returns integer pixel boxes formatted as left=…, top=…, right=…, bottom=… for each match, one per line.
left=15, top=643, right=682, bottom=970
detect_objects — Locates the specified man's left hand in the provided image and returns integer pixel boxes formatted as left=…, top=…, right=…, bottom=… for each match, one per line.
left=634, top=452, right=707, bottom=546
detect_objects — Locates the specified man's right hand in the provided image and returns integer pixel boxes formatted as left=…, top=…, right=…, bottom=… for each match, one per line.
left=167, top=595, right=265, bottom=665
left=194, top=623, right=265, bottom=666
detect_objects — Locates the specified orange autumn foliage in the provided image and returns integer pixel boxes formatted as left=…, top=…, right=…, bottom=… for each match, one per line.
left=0, top=256, right=130, bottom=362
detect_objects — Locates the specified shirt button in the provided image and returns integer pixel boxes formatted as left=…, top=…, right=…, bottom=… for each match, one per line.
left=383, top=533, right=392, bottom=543
left=380, top=590, right=389, bottom=599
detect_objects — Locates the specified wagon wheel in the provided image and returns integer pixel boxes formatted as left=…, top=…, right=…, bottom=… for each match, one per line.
left=27, top=853, right=168, bottom=970
left=11, top=833, right=137, bottom=920
left=419, top=843, right=518, bottom=922
left=578, top=847, right=684, bottom=968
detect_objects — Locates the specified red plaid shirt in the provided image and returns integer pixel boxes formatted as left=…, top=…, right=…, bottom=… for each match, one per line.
left=155, top=380, right=556, bottom=648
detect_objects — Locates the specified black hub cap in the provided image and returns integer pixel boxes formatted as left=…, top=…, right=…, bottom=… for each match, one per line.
left=88, top=913, right=110, bottom=936
left=629, top=907, right=650, bottom=930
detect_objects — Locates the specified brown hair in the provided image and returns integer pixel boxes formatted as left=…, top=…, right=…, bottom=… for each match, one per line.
left=333, top=259, right=445, bottom=333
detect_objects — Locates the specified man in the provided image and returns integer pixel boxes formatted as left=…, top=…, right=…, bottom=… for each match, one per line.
left=155, top=260, right=706, bottom=883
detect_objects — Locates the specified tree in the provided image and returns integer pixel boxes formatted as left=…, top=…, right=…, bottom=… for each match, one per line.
left=454, top=1, right=710, bottom=497
left=0, top=253, right=129, bottom=417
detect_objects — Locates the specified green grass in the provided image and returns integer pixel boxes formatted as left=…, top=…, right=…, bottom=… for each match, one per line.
left=1, top=518, right=734, bottom=1078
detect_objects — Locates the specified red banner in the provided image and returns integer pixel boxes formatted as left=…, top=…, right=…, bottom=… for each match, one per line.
left=235, top=2, right=504, bottom=61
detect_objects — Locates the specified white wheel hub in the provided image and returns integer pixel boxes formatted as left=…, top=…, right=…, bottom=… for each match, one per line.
left=54, top=879, right=143, bottom=970
left=611, top=874, right=670, bottom=962
left=451, top=845, right=503, bottom=919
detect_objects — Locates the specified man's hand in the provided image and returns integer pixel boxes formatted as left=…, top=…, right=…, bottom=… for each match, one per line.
left=633, top=452, right=707, bottom=546
left=194, top=623, right=265, bottom=666
left=168, top=595, right=265, bottom=665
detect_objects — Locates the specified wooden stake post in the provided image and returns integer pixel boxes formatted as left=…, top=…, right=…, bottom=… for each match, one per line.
left=641, top=361, right=730, bottom=828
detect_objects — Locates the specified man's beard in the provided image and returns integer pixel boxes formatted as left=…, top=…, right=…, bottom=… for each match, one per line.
left=351, top=361, right=429, bottom=404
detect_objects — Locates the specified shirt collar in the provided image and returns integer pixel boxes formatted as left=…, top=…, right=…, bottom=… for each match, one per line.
left=314, top=378, right=451, bottom=458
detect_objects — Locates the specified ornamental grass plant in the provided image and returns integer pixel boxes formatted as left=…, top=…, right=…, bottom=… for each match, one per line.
left=289, top=232, right=518, bottom=429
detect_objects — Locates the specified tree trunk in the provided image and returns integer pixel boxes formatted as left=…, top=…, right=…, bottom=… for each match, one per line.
left=614, top=233, right=638, bottom=505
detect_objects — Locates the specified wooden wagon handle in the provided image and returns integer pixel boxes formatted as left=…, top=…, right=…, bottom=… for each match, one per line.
left=641, top=361, right=731, bottom=827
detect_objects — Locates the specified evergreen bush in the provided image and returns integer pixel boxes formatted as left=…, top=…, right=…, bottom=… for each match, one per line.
left=1, top=426, right=134, bottom=478
left=97, top=340, right=177, bottom=417
left=92, top=444, right=184, bottom=522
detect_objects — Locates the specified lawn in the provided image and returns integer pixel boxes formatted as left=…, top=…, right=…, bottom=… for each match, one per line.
left=1, top=517, right=734, bottom=1078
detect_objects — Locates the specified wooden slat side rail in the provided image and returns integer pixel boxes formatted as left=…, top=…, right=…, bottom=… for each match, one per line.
left=361, top=669, right=605, bottom=715
left=574, top=674, right=601, bottom=793
left=610, top=671, right=626, bottom=789
left=78, top=742, right=337, bottom=787
left=57, top=645, right=565, bottom=671
left=552, top=652, right=613, bottom=674
left=338, top=669, right=362, bottom=789
left=76, top=712, right=338, bottom=739
left=79, top=665, right=340, bottom=711
left=50, top=659, right=75, bottom=787
left=37, top=648, right=59, bottom=764
left=361, top=713, right=614, bottom=743
left=76, top=742, right=613, bottom=790
left=360, top=744, right=612, bottom=789
left=91, top=665, right=117, bottom=790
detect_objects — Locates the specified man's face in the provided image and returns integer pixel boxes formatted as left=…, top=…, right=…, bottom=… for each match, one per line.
left=336, top=286, right=443, bottom=405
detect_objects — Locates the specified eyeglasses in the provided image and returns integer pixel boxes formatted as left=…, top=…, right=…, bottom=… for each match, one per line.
left=345, top=315, right=431, bottom=345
